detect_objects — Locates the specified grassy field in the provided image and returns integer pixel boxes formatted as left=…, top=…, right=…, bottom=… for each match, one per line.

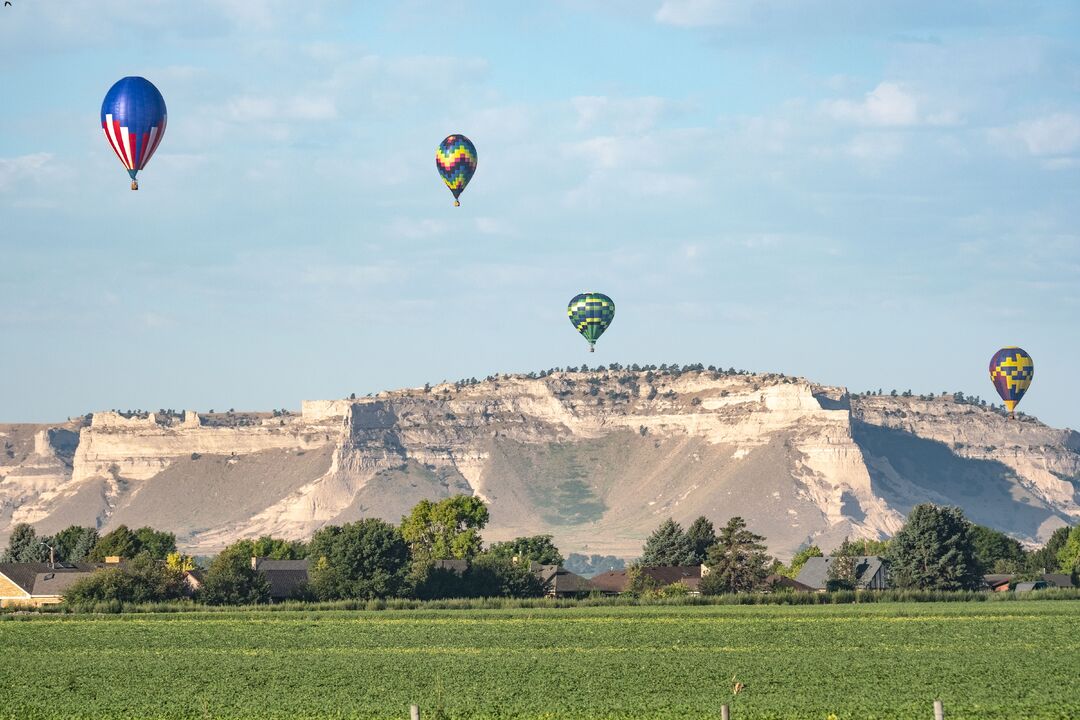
left=1, top=602, right=1077, bottom=719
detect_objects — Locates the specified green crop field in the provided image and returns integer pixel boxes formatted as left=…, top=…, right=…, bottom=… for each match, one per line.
left=1, top=602, right=1077, bottom=719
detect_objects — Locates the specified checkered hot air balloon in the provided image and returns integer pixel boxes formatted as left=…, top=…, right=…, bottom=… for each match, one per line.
left=989, top=347, right=1034, bottom=417
left=101, top=77, right=167, bottom=190
left=568, top=292, right=615, bottom=352
left=436, top=134, right=477, bottom=206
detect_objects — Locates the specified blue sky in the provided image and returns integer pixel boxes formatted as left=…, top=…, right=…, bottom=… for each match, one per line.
left=1, top=1, right=1078, bottom=428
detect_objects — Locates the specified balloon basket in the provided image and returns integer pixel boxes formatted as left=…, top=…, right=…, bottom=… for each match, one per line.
left=131, top=180, right=139, bottom=191
left=588, top=345, right=595, bottom=353
left=454, top=200, right=460, bottom=207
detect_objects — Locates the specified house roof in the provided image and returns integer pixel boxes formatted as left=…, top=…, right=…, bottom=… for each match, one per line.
left=795, top=556, right=885, bottom=590
left=763, top=574, right=815, bottom=592
left=0, top=563, right=101, bottom=596
left=643, top=565, right=702, bottom=589
left=432, top=559, right=469, bottom=574
left=531, top=564, right=594, bottom=594
left=587, top=566, right=703, bottom=593
left=589, top=570, right=629, bottom=593
left=1015, top=581, right=1047, bottom=592
left=252, top=558, right=310, bottom=599
left=1042, top=574, right=1074, bottom=588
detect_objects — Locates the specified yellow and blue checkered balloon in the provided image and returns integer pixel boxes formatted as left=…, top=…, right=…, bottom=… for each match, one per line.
left=435, top=134, right=477, bottom=206
left=568, top=292, right=614, bottom=352
left=989, top=347, right=1033, bottom=415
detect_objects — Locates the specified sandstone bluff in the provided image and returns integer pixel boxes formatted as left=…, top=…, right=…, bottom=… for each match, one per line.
left=2, top=369, right=1077, bottom=558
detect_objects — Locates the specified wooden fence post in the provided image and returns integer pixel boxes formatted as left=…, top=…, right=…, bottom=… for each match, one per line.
left=934, top=700, right=944, bottom=720
left=410, top=704, right=420, bottom=720
left=721, top=704, right=730, bottom=720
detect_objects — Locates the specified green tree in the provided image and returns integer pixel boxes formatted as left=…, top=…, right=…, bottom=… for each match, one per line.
left=309, top=519, right=411, bottom=600
left=133, top=527, right=176, bottom=560
left=969, top=524, right=1025, bottom=573
left=200, top=553, right=271, bottom=605
left=217, top=536, right=307, bottom=564
left=886, top=504, right=981, bottom=590
left=400, top=495, right=489, bottom=562
left=685, top=516, right=716, bottom=564
left=468, top=554, right=545, bottom=598
left=781, top=545, right=823, bottom=579
left=52, top=526, right=99, bottom=563
left=88, top=525, right=139, bottom=561
left=1058, top=526, right=1080, bottom=576
left=625, top=565, right=661, bottom=597
left=826, top=555, right=857, bottom=591
left=640, top=518, right=695, bottom=566
left=832, top=537, right=891, bottom=556
left=700, top=517, right=771, bottom=594
left=1, top=523, right=51, bottom=562
left=1025, top=526, right=1072, bottom=573
left=486, top=535, right=563, bottom=566
left=64, top=554, right=187, bottom=606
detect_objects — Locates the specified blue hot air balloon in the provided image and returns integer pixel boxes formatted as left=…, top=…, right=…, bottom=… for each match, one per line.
left=101, top=77, right=167, bottom=190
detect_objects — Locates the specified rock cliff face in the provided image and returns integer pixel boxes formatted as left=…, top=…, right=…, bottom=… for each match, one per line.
left=1, top=370, right=1077, bottom=558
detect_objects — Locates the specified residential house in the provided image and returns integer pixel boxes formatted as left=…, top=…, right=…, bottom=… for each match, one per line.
left=0, top=562, right=101, bottom=607
left=1014, top=581, right=1049, bottom=593
left=530, top=563, right=594, bottom=597
left=762, top=574, right=815, bottom=593
left=795, top=556, right=888, bottom=591
left=982, top=573, right=1074, bottom=592
left=590, top=565, right=704, bottom=595
left=251, top=557, right=310, bottom=601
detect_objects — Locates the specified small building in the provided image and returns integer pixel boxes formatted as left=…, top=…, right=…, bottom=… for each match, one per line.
left=982, top=573, right=1074, bottom=592
left=795, top=556, right=888, bottom=591
left=589, top=565, right=704, bottom=594
left=1014, top=581, right=1049, bottom=593
left=0, top=562, right=101, bottom=608
left=762, top=574, right=815, bottom=593
left=982, top=574, right=1013, bottom=592
left=251, top=557, right=310, bottom=601
left=530, top=563, right=595, bottom=597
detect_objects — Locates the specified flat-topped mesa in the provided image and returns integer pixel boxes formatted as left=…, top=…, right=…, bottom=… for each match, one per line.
left=2, top=368, right=1076, bottom=557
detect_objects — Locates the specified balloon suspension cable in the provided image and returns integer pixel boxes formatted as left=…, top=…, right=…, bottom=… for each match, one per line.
left=131, top=180, right=139, bottom=191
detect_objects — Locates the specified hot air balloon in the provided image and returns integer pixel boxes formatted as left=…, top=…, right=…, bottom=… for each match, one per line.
left=436, top=134, right=477, bottom=206
left=568, top=292, right=614, bottom=352
left=101, top=77, right=167, bottom=190
left=989, top=347, right=1034, bottom=417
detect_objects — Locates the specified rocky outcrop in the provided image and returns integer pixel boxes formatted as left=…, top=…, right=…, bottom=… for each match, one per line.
left=0, top=370, right=1076, bottom=558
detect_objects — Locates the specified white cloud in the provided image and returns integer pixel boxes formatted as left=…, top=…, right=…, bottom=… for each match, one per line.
left=1012, top=114, right=1080, bottom=157
left=823, top=83, right=920, bottom=127
left=0, top=153, right=71, bottom=193
left=572, top=96, right=669, bottom=134
left=386, top=218, right=447, bottom=240
left=655, top=0, right=746, bottom=27
left=846, top=132, right=905, bottom=162
left=225, top=95, right=338, bottom=122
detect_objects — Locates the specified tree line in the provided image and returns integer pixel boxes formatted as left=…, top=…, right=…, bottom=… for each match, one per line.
left=4, top=499, right=1076, bottom=606
left=631, top=504, right=1080, bottom=596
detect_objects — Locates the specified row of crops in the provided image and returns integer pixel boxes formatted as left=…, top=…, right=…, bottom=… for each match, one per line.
left=0, top=602, right=1077, bottom=718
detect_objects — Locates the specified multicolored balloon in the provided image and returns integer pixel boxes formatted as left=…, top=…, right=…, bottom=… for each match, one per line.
left=568, top=292, right=615, bottom=352
left=101, top=77, right=167, bottom=190
left=436, top=134, right=477, bottom=206
left=989, top=347, right=1034, bottom=416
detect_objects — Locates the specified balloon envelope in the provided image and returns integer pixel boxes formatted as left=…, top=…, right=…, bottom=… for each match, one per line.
left=101, top=77, right=167, bottom=185
left=989, top=347, right=1034, bottom=413
left=436, top=134, right=477, bottom=205
left=568, top=292, right=615, bottom=351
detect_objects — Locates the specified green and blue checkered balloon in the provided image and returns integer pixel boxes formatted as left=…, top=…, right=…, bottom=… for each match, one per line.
left=568, top=292, right=614, bottom=352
